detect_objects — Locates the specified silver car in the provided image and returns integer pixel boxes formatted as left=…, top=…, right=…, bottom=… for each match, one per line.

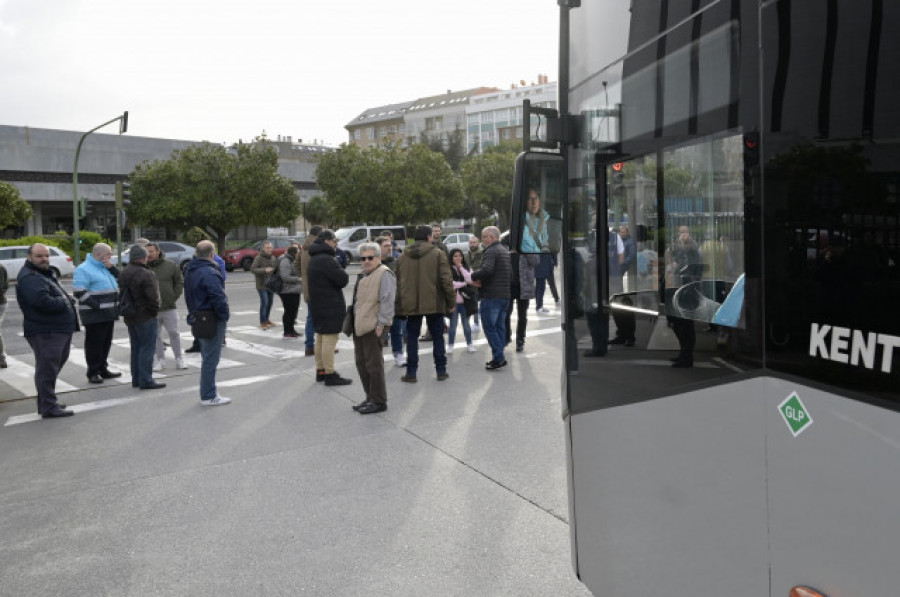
left=112, top=241, right=196, bottom=271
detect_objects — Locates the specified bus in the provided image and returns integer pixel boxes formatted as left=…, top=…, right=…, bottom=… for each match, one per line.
left=508, top=2, right=900, bottom=596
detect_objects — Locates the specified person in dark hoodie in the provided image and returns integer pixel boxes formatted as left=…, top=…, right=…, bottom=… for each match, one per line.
left=395, top=225, right=455, bottom=382
left=184, top=240, right=231, bottom=405
left=306, top=229, right=352, bottom=386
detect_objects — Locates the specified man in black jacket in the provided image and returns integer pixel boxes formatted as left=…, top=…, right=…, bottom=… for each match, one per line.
left=471, top=226, right=512, bottom=370
left=16, top=243, right=79, bottom=418
left=118, top=244, right=165, bottom=390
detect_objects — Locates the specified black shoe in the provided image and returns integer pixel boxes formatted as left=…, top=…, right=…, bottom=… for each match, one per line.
left=100, top=370, right=122, bottom=379
left=420, top=334, right=433, bottom=342
left=316, top=369, right=325, bottom=382
left=515, top=342, right=524, bottom=353
left=305, top=347, right=316, bottom=356
left=401, top=375, right=417, bottom=383
left=485, top=360, right=506, bottom=370
left=42, top=408, right=74, bottom=418
left=608, top=336, right=626, bottom=345
left=583, top=349, right=605, bottom=357
left=185, top=345, right=201, bottom=353
left=669, top=356, right=681, bottom=362
left=624, top=339, right=635, bottom=347
left=437, top=372, right=449, bottom=381
left=140, top=382, right=167, bottom=390
left=88, top=374, right=104, bottom=384
left=352, top=400, right=372, bottom=412
left=671, top=360, right=693, bottom=368
left=324, top=372, right=352, bottom=386
left=57, top=403, right=66, bottom=410
left=357, top=402, right=387, bottom=415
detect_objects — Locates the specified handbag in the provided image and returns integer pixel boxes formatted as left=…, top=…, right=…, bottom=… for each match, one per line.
left=342, top=305, right=354, bottom=337
left=190, top=310, right=218, bottom=339
left=265, top=268, right=283, bottom=294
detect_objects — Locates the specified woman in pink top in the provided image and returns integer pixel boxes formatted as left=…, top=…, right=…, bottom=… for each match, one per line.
left=448, top=249, right=476, bottom=353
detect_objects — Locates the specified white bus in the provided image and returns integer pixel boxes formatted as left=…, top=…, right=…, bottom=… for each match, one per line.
left=510, top=2, right=900, bottom=596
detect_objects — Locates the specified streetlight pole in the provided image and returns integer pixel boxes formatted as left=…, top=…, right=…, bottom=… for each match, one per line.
left=72, top=111, right=128, bottom=264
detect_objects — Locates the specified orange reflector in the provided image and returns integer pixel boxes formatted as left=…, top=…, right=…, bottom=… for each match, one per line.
left=790, top=587, right=826, bottom=597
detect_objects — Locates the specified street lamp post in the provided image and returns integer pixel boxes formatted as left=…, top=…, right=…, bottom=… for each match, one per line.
left=72, top=111, right=128, bottom=264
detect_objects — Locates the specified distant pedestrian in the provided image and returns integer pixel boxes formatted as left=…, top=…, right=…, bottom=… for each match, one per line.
left=16, top=243, right=79, bottom=418
left=278, top=246, right=303, bottom=338
left=350, top=242, right=396, bottom=414
left=396, top=225, right=455, bottom=382
left=307, top=229, right=352, bottom=386
left=251, top=241, right=278, bottom=330
left=0, top=261, right=7, bottom=368
left=466, top=234, right=484, bottom=334
left=118, top=244, right=165, bottom=390
left=184, top=240, right=231, bottom=405
left=506, top=247, right=539, bottom=353
left=72, top=242, right=123, bottom=384
left=471, top=226, right=511, bottom=370
left=146, top=242, right=187, bottom=371
left=300, top=225, right=323, bottom=356
left=448, top=248, right=476, bottom=353
left=378, top=235, right=407, bottom=367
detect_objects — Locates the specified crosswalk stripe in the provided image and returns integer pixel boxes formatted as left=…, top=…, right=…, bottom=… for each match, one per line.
left=1, top=355, right=80, bottom=398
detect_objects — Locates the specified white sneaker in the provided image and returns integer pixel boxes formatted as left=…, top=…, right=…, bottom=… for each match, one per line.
left=152, top=359, right=164, bottom=371
left=447, top=344, right=455, bottom=352
left=175, top=357, right=187, bottom=370
left=467, top=344, right=477, bottom=353
left=471, top=324, right=481, bottom=334
left=538, top=306, right=551, bottom=314
left=394, top=352, right=406, bottom=367
left=201, top=395, right=231, bottom=406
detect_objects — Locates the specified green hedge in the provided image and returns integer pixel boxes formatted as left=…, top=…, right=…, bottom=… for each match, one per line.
left=0, top=231, right=111, bottom=256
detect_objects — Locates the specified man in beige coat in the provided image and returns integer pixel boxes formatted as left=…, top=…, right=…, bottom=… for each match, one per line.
left=350, top=242, right=396, bottom=414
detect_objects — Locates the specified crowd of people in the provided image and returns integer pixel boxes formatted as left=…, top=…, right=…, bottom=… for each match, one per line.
left=8, top=222, right=559, bottom=419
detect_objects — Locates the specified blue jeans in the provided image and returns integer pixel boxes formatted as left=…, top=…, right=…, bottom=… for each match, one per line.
left=405, top=314, right=447, bottom=377
left=128, top=317, right=159, bottom=387
left=198, top=319, right=227, bottom=400
left=448, top=303, right=472, bottom=346
left=389, top=317, right=407, bottom=354
left=305, top=307, right=315, bottom=351
left=258, top=289, right=274, bottom=323
left=479, top=298, right=509, bottom=363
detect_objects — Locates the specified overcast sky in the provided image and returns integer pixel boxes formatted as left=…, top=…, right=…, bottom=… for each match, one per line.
left=0, top=0, right=559, bottom=146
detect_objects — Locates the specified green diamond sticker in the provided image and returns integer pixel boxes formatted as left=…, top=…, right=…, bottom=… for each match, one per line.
left=779, top=393, right=813, bottom=437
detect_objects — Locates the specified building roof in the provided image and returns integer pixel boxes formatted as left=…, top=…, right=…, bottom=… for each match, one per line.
left=346, top=100, right=415, bottom=129
left=345, top=87, right=500, bottom=130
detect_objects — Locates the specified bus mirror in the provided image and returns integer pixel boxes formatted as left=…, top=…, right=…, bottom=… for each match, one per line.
left=509, top=152, right=565, bottom=254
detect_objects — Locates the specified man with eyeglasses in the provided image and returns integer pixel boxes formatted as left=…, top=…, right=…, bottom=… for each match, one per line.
left=349, top=242, right=396, bottom=414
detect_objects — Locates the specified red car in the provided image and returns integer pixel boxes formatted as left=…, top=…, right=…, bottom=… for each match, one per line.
left=222, top=237, right=299, bottom=271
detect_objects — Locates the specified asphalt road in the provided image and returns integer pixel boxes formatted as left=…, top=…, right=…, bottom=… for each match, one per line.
left=0, top=268, right=592, bottom=597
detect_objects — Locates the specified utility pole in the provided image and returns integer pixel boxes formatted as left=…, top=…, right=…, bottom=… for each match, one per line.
left=72, top=111, right=128, bottom=264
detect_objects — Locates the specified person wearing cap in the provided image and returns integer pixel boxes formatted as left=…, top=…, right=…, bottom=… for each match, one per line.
left=118, top=244, right=165, bottom=390
left=72, top=243, right=123, bottom=384
left=306, top=229, right=352, bottom=386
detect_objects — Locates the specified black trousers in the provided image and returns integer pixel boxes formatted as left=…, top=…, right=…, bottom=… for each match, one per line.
left=672, top=317, right=696, bottom=363
left=26, top=332, right=72, bottom=414
left=280, top=293, right=300, bottom=334
left=84, top=321, right=114, bottom=378
left=353, top=330, right=387, bottom=404
left=505, top=298, right=530, bottom=346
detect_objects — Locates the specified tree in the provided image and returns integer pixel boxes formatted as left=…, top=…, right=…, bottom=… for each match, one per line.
left=0, top=181, right=33, bottom=230
left=128, top=141, right=300, bottom=251
left=303, top=195, right=333, bottom=226
left=459, top=142, right=519, bottom=230
left=420, top=126, right=467, bottom=172
left=315, top=142, right=463, bottom=225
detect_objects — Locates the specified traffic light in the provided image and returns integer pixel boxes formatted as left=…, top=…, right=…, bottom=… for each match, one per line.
left=84, top=203, right=94, bottom=218
left=115, top=181, right=132, bottom=208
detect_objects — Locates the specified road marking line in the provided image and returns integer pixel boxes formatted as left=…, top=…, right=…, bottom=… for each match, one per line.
left=1, top=355, right=79, bottom=396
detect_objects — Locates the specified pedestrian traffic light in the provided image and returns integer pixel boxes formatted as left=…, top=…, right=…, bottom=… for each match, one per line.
left=84, top=202, right=94, bottom=218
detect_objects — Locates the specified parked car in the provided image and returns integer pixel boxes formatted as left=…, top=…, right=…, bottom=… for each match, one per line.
left=111, top=241, right=196, bottom=271
left=335, top=225, right=407, bottom=261
left=0, top=245, right=75, bottom=279
left=222, top=237, right=298, bottom=271
left=442, top=232, right=475, bottom=253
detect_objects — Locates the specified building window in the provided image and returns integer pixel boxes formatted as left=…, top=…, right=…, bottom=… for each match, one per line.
left=354, top=130, right=361, bottom=140
left=367, top=127, right=374, bottom=140
left=481, top=112, right=493, bottom=123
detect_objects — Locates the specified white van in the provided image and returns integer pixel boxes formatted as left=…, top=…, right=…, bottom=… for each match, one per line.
left=334, top=225, right=407, bottom=261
